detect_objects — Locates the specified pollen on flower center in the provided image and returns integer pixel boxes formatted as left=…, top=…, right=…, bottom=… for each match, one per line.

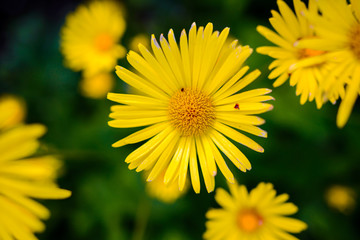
left=168, top=88, right=215, bottom=136
left=298, top=48, right=325, bottom=59
left=296, top=37, right=325, bottom=59
left=349, top=24, right=360, bottom=59
left=94, top=33, right=114, bottom=52
left=237, top=209, right=264, bottom=233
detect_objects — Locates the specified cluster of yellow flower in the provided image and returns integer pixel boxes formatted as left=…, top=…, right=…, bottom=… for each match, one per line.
left=0, top=95, right=71, bottom=239
left=58, top=0, right=359, bottom=239
left=258, top=0, right=360, bottom=128
left=60, top=0, right=126, bottom=99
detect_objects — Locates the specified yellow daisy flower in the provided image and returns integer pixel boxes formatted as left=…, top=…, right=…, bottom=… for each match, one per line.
left=145, top=169, right=189, bottom=203
left=129, top=33, right=150, bottom=52
left=60, top=0, right=126, bottom=76
left=0, top=108, right=71, bottom=239
left=0, top=94, right=26, bottom=129
left=257, top=0, right=334, bottom=108
left=204, top=182, right=307, bottom=240
left=295, top=0, right=360, bottom=127
left=80, top=72, right=115, bottom=99
left=325, top=185, right=356, bottom=214
left=108, top=23, right=273, bottom=193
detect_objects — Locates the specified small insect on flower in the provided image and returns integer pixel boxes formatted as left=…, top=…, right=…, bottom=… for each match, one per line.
left=234, top=103, right=240, bottom=109
left=108, top=23, right=273, bottom=193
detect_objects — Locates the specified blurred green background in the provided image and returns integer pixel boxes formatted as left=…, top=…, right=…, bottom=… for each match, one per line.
left=1, top=0, right=360, bottom=239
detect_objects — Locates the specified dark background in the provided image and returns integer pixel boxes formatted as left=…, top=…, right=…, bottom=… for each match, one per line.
left=1, top=0, right=359, bottom=239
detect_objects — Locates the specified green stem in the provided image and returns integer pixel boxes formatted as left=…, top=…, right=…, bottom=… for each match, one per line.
left=132, top=197, right=151, bottom=240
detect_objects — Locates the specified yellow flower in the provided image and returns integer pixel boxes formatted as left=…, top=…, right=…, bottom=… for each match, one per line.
left=129, top=33, right=150, bottom=52
left=325, top=185, right=356, bottom=214
left=204, top=182, right=307, bottom=240
left=257, top=0, right=335, bottom=108
left=80, top=72, right=115, bottom=99
left=0, top=103, right=71, bottom=239
left=296, top=0, right=360, bottom=127
left=108, top=23, right=273, bottom=193
left=145, top=169, right=189, bottom=203
left=60, top=0, right=126, bottom=76
left=0, top=95, right=26, bottom=129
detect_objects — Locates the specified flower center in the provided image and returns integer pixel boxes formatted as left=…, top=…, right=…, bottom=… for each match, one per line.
left=298, top=48, right=325, bottom=59
left=349, top=24, right=360, bottom=59
left=296, top=36, right=325, bottom=59
left=94, top=33, right=114, bottom=52
left=168, top=88, right=215, bottom=136
left=237, top=209, right=264, bottom=233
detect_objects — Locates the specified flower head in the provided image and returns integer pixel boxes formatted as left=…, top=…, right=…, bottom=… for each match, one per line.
left=145, top=169, right=189, bottom=203
left=80, top=72, right=115, bottom=99
left=257, top=0, right=335, bottom=108
left=60, top=0, right=126, bottom=76
left=0, top=98, right=71, bottom=239
left=325, top=185, right=356, bottom=214
left=295, top=0, right=360, bottom=127
left=129, top=33, right=150, bottom=52
left=204, top=182, right=307, bottom=239
left=108, top=23, right=273, bottom=193
left=0, top=94, right=25, bottom=129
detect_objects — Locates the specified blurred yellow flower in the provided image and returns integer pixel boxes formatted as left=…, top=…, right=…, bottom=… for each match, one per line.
left=0, top=95, right=26, bottom=129
left=108, top=22, right=273, bottom=193
left=204, top=182, right=307, bottom=240
left=80, top=72, right=115, bottom=99
left=325, top=185, right=356, bottom=214
left=60, top=0, right=126, bottom=76
left=145, top=169, right=189, bottom=203
left=0, top=102, right=71, bottom=239
left=257, top=0, right=335, bottom=108
left=129, top=33, right=150, bottom=52
left=295, top=0, right=360, bottom=127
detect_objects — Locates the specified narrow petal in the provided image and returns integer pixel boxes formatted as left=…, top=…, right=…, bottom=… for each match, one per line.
left=107, top=93, right=167, bottom=108
left=189, top=137, right=200, bottom=193
left=215, top=88, right=272, bottom=106
left=112, top=122, right=168, bottom=147
left=195, top=135, right=215, bottom=193
left=209, top=130, right=251, bottom=171
left=108, top=116, right=168, bottom=128
left=146, top=133, right=179, bottom=181
left=208, top=138, right=235, bottom=183
left=337, top=65, right=360, bottom=127
left=178, top=137, right=192, bottom=191
left=164, top=137, right=187, bottom=184
left=136, top=129, right=178, bottom=172
left=213, top=121, right=264, bottom=153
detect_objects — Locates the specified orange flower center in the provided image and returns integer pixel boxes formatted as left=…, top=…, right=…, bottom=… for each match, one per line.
left=237, top=209, right=264, bottom=233
left=94, top=33, right=114, bottom=52
left=349, top=24, right=360, bottom=59
left=298, top=48, right=325, bottom=59
left=168, top=88, right=215, bottom=136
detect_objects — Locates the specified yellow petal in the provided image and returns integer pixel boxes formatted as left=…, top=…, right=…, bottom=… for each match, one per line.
left=189, top=137, right=200, bottom=193
left=112, top=122, right=168, bottom=147
left=108, top=116, right=168, bottom=128
left=213, top=121, right=264, bottom=153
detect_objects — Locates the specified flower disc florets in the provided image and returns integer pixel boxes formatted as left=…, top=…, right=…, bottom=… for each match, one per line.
left=168, top=88, right=215, bottom=136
